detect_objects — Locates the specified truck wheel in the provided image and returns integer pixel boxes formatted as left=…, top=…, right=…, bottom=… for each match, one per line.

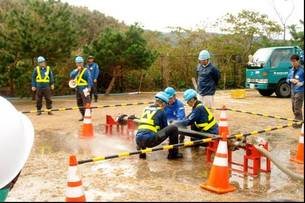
left=275, top=81, right=291, bottom=98
left=258, top=89, right=274, bottom=96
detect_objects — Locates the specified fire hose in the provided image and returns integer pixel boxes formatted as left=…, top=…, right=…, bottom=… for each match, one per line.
left=254, top=144, right=304, bottom=181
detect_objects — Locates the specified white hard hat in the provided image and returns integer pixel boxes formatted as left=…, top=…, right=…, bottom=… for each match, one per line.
left=0, top=96, right=34, bottom=188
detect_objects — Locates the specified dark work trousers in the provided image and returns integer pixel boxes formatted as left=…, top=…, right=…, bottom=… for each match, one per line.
left=76, top=89, right=91, bottom=117
left=90, top=82, right=98, bottom=101
left=36, top=87, right=52, bottom=110
left=291, top=92, right=304, bottom=121
left=137, top=125, right=179, bottom=156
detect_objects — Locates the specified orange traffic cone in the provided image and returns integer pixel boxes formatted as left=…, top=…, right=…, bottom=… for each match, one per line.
left=290, top=123, right=304, bottom=164
left=82, top=103, right=94, bottom=137
left=218, top=105, right=229, bottom=139
left=200, top=106, right=236, bottom=194
left=65, top=155, right=86, bottom=202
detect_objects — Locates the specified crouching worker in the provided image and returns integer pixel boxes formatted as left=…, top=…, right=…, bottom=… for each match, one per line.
left=0, top=96, right=34, bottom=201
left=136, top=92, right=183, bottom=160
left=174, top=89, right=218, bottom=143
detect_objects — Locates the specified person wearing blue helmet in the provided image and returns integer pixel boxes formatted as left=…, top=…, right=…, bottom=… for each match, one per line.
left=196, top=50, right=220, bottom=109
left=164, top=87, right=185, bottom=122
left=174, top=89, right=218, bottom=142
left=31, top=56, right=55, bottom=115
left=86, top=55, right=100, bottom=102
left=164, top=87, right=186, bottom=143
left=135, top=92, right=183, bottom=160
left=70, top=56, right=94, bottom=121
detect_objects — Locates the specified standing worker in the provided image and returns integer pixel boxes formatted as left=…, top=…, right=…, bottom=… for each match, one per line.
left=287, top=54, right=304, bottom=128
left=132, top=92, right=183, bottom=160
left=31, top=56, right=55, bottom=115
left=174, top=89, right=218, bottom=142
left=70, top=56, right=93, bottom=121
left=86, top=56, right=100, bottom=102
left=196, top=50, right=220, bottom=109
left=0, top=96, right=34, bottom=202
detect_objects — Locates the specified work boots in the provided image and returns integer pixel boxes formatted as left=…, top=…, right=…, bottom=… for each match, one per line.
left=167, top=148, right=183, bottom=160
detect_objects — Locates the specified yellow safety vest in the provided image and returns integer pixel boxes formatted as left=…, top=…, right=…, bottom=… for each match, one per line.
left=76, top=68, right=88, bottom=86
left=194, top=103, right=217, bottom=131
left=138, top=106, right=161, bottom=133
left=36, top=66, right=50, bottom=83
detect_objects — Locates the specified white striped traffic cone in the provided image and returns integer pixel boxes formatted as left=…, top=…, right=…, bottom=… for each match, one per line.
left=200, top=139, right=236, bottom=194
left=219, top=105, right=229, bottom=139
left=82, top=103, right=94, bottom=137
left=65, top=155, right=86, bottom=202
left=291, top=123, right=304, bottom=164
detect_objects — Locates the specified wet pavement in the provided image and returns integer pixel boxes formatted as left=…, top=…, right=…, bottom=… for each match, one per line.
left=6, top=90, right=304, bottom=201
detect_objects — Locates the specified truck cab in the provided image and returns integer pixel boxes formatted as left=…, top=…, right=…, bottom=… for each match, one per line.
left=246, top=46, right=304, bottom=97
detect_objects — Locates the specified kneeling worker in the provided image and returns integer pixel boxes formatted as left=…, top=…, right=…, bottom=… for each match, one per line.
left=174, top=89, right=218, bottom=141
left=136, top=92, right=183, bottom=160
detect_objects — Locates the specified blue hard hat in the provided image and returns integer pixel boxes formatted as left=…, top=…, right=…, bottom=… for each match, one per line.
left=37, top=56, right=45, bottom=63
left=198, top=50, right=210, bottom=61
left=155, top=91, right=169, bottom=104
left=183, top=89, right=197, bottom=102
left=75, top=56, right=84, bottom=63
left=164, top=87, right=176, bottom=98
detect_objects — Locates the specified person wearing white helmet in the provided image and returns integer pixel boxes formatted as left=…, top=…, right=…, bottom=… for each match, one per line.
left=70, top=56, right=94, bottom=121
left=0, top=97, right=34, bottom=201
left=196, top=50, right=220, bottom=110
left=31, top=56, right=55, bottom=115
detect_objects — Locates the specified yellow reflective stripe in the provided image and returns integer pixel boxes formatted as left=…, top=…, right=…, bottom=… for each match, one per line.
left=262, top=114, right=269, bottom=117
left=184, top=141, right=194, bottom=146
left=72, top=106, right=79, bottom=110
left=59, top=108, right=66, bottom=111
left=76, top=68, right=88, bottom=86
left=141, top=148, right=152, bottom=153
left=195, top=118, right=216, bottom=131
left=264, top=128, right=272, bottom=132
left=138, top=125, right=158, bottom=133
left=93, top=156, right=105, bottom=162
left=36, top=66, right=50, bottom=82
left=139, top=118, right=154, bottom=125
left=30, top=110, right=37, bottom=113
left=163, top=145, right=173, bottom=150
left=203, top=119, right=217, bottom=131
left=118, top=152, right=130, bottom=157
left=204, top=106, right=213, bottom=121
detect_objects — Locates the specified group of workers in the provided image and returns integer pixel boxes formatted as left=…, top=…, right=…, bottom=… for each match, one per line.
left=130, top=87, right=219, bottom=160
left=116, top=50, right=221, bottom=160
left=31, top=55, right=100, bottom=120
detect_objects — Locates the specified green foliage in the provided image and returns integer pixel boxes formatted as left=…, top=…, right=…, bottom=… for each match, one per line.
left=85, top=24, right=158, bottom=71
left=0, top=0, right=124, bottom=96
left=289, top=20, right=304, bottom=50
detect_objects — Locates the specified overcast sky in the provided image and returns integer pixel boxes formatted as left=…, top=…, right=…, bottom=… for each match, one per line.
left=63, top=0, right=304, bottom=38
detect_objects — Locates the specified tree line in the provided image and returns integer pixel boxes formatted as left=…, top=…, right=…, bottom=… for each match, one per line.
left=0, top=0, right=303, bottom=97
